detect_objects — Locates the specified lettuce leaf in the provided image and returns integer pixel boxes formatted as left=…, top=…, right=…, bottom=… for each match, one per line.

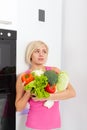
left=24, top=74, right=50, bottom=98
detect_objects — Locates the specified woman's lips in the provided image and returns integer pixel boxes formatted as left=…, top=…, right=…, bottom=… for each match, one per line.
left=38, top=58, right=44, bottom=61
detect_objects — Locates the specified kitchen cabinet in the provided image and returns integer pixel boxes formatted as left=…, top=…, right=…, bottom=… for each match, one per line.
left=0, top=0, right=17, bottom=29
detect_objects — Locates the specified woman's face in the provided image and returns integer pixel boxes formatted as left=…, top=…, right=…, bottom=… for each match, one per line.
left=31, top=44, right=48, bottom=65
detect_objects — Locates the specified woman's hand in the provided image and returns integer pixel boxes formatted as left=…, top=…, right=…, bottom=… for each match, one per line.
left=31, top=95, right=47, bottom=101
left=15, top=73, right=31, bottom=111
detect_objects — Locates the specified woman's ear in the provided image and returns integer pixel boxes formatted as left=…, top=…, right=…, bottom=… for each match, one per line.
left=30, top=57, right=32, bottom=61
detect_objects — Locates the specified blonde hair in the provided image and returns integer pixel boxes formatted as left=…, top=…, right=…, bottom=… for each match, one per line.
left=25, top=40, right=48, bottom=65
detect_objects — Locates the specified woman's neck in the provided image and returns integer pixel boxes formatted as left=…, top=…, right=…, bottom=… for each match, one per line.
left=30, top=64, right=45, bottom=71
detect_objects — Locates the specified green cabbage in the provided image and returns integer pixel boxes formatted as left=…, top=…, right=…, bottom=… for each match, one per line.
left=56, top=71, right=69, bottom=91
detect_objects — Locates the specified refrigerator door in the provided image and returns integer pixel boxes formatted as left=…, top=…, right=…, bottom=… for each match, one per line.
left=0, top=29, right=16, bottom=130
left=0, top=93, right=15, bottom=130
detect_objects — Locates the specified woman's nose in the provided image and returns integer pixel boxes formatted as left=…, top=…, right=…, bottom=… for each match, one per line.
left=39, top=51, right=43, bottom=56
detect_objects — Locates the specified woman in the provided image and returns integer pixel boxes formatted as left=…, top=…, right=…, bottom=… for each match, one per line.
left=15, top=40, right=76, bottom=130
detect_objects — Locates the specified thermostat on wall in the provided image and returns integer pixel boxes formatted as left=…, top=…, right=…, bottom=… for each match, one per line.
left=38, top=9, right=45, bottom=22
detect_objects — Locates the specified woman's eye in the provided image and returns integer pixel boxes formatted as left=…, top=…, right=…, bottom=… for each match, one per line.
left=43, top=50, right=47, bottom=54
left=34, top=49, right=47, bottom=54
left=34, top=50, right=39, bottom=53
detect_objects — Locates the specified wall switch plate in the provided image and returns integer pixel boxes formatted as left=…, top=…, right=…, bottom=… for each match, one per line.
left=38, top=9, right=45, bottom=22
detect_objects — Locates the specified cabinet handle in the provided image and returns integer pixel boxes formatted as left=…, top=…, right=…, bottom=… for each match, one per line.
left=0, top=20, right=12, bottom=24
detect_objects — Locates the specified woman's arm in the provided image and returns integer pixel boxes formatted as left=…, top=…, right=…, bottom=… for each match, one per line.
left=15, top=73, right=31, bottom=111
left=46, top=66, right=76, bottom=100
left=47, top=82, right=76, bottom=100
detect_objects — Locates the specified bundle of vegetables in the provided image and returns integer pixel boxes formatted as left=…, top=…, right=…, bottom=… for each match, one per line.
left=21, top=69, right=69, bottom=108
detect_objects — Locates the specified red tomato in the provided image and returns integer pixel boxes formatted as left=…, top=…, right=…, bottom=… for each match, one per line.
left=45, top=84, right=56, bottom=93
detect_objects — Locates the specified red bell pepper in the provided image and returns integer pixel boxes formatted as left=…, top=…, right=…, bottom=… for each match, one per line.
left=45, top=83, right=56, bottom=93
left=21, top=73, right=34, bottom=85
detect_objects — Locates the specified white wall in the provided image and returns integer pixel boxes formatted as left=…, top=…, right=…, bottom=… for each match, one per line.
left=17, top=0, right=62, bottom=74
left=61, top=0, right=87, bottom=130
